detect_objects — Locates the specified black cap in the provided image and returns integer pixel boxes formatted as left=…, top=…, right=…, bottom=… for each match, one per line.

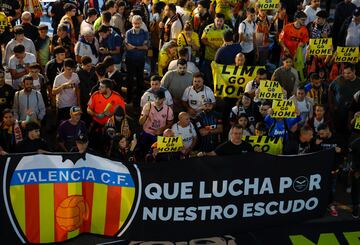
left=155, top=90, right=166, bottom=99
left=75, top=134, right=88, bottom=143
left=316, top=10, right=328, bottom=19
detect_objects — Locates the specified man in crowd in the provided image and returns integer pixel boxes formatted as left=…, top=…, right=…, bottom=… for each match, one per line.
left=139, top=90, right=174, bottom=155
left=15, top=121, right=49, bottom=153
left=329, top=63, right=360, bottom=134
left=239, top=8, right=257, bottom=66
left=171, top=112, right=197, bottom=157
left=161, top=59, right=193, bottom=113
left=141, top=75, right=173, bottom=108
left=13, top=76, right=46, bottom=123
left=182, top=72, right=215, bottom=118
left=57, top=106, right=87, bottom=152
left=52, top=58, right=80, bottom=123
left=4, top=26, right=36, bottom=66
left=279, top=11, right=309, bottom=58
left=198, top=124, right=253, bottom=156
left=201, top=13, right=231, bottom=86
left=195, top=98, right=223, bottom=153
left=271, top=55, right=300, bottom=97
left=87, top=79, right=125, bottom=150
left=8, top=44, right=36, bottom=89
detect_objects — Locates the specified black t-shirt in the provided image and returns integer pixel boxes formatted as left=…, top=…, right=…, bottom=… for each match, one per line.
left=45, top=59, right=64, bottom=84
left=1, top=0, right=20, bottom=17
left=0, top=84, right=15, bottom=112
left=215, top=140, right=253, bottom=156
left=15, top=138, right=50, bottom=153
left=51, top=35, right=73, bottom=58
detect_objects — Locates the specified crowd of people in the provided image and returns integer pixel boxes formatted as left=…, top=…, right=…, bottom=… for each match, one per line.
left=0, top=0, right=359, bottom=218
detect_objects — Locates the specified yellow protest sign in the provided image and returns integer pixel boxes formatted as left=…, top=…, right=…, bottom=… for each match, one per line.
left=309, top=38, right=332, bottom=56
left=272, top=100, right=296, bottom=118
left=157, top=136, right=183, bottom=153
left=211, top=62, right=265, bottom=98
left=243, top=136, right=283, bottom=155
left=335, top=47, right=359, bottom=63
left=258, top=80, right=284, bottom=100
left=258, top=0, right=280, bottom=9
left=355, top=117, right=360, bottom=130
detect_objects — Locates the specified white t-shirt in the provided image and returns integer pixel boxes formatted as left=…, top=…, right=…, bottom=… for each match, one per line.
left=168, top=60, right=200, bottom=74
left=171, top=122, right=197, bottom=149
left=182, top=85, right=216, bottom=111
left=304, top=6, right=321, bottom=26
left=239, top=20, right=256, bottom=53
left=53, top=73, right=80, bottom=108
left=346, top=19, right=360, bottom=47
left=80, top=20, right=95, bottom=36
left=9, top=52, right=36, bottom=89
left=33, top=78, right=41, bottom=91
left=166, top=17, right=183, bottom=40
left=297, top=99, right=311, bottom=125
left=140, top=88, right=173, bottom=107
left=75, top=39, right=99, bottom=65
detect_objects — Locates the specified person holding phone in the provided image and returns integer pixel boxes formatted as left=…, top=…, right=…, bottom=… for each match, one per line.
left=194, top=98, right=223, bottom=153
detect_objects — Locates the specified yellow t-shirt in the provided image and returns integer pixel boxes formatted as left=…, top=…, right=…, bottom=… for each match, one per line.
left=201, top=23, right=231, bottom=60
left=153, top=0, right=176, bottom=4
left=158, top=49, right=171, bottom=77
left=177, top=31, right=200, bottom=56
left=0, top=12, right=11, bottom=33
left=213, top=0, right=237, bottom=20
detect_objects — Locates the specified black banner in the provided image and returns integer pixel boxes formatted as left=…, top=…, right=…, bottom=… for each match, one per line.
left=0, top=150, right=334, bottom=243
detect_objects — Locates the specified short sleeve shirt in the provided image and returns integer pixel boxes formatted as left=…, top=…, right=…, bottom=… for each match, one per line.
left=182, top=85, right=216, bottom=111
left=142, top=102, right=174, bottom=135
left=53, top=73, right=80, bottom=108
left=140, top=89, right=173, bottom=107
left=201, top=23, right=231, bottom=60
left=87, top=91, right=126, bottom=125
left=171, top=122, right=197, bottom=149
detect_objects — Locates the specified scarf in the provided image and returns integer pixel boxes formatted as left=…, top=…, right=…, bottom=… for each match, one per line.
left=13, top=120, right=23, bottom=144
left=79, top=36, right=98, bottom=57
left=24, top=0, right=43, bottom=18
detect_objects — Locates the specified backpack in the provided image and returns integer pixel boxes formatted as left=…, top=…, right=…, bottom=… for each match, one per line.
left=240, top=20, right=256, bottom=34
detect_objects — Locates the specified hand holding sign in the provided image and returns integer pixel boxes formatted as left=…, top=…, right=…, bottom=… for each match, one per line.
left=157, top=136, right=183, bottom=153
left=271, top=100, right=296, bottom=118
left=258, top=80, right=284, bottom=100
left=335, top=47, right=359, bottom=63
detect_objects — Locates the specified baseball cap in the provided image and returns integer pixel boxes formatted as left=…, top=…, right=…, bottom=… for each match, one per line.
left=155, top=90, right=166, bottom=99
left=203, top=98, right=212, bottom=104
left=75, top=134, right=88, bottom=143
left=70, top=106, right=82, bottom=114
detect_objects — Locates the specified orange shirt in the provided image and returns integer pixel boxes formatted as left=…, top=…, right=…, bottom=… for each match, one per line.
left=279, top=23, right=309, bottom=57
left=87, top=91, right=125, bottom=125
